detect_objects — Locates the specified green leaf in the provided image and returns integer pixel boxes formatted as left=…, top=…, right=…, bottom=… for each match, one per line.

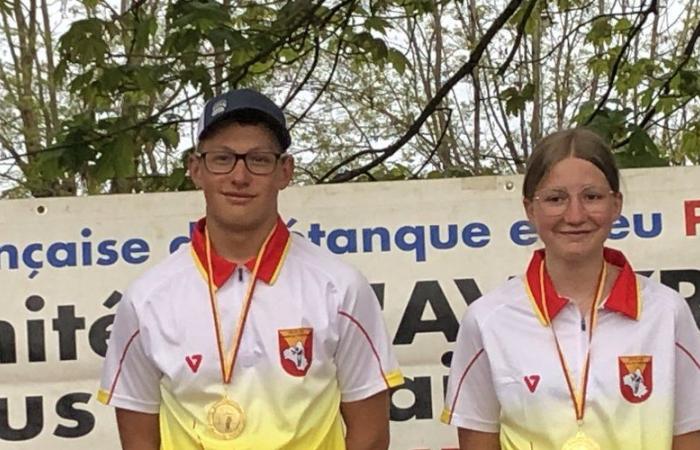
left=614, top=18, right=632, bottom=32
left=59, top=19, right=108, bottom=64
left=586, top=18, right=613, bottom=46
left=160, top=126, right=181, bottom=148
left=387, top=48, right=409, bottom=75
left=501, top=84, right=534, bottom=117
left=365, top=17, right=390, bottom=33
left=133, top=15, right=158, bottom=50
left=615, top=126, right=668, bottom=168
left=133, top=67, right=159, bottom=95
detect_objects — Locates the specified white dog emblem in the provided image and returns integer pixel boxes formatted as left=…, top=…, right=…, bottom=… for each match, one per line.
left=622, top=368, right=648, bottom=398
left=283, top=341, right=308, bottom=371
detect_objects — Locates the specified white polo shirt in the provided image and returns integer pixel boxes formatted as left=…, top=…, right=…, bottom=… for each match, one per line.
left=98, top=217, right=403, bottom=449
left=442, top=248, right=700, bottom=449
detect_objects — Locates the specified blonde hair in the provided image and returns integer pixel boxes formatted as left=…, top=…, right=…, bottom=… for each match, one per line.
left=522, top=128, right=620, bottom=199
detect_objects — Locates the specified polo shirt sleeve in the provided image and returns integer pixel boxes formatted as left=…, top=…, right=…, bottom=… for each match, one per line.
left=441, top=305, right=500, bottom=432
left=673, top=297, right=700, bottom=435
left=335, top=270, right=403, bottom=402
left=97, top=288, right=162, bottom=414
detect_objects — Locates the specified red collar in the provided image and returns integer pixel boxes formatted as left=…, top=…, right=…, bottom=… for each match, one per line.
left=524, top=247, right=641, bottom=325
left=190, top=216, right=291, bottom=288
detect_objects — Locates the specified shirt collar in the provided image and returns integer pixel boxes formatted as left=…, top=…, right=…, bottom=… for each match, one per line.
left=190, top=216, right=291, bottom=288
left=524, top=247, right=641, bottom=326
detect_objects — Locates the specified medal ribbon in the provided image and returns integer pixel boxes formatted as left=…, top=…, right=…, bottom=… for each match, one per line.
left=540, top=260, right=607, bottom=422
left=204, top=225, right=276, bottom=384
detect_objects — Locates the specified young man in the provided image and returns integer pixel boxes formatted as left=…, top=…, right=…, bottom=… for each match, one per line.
left=98, top=89, right=403, bottom=449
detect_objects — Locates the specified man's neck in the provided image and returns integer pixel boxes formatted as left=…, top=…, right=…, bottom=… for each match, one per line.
left=206, top=215, right=278, bottom=264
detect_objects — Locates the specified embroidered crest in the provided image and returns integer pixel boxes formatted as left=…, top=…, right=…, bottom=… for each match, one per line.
left=619, top=355, right=652, bottom=403
left=212, top=100, right=227, bottom=117
left=278, top=328, right=313, bottom=376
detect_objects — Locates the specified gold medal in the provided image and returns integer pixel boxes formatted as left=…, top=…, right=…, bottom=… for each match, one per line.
left=561, top=430, right=600, bottom=450
left=200, top=224, right=277, bottom=440
left=207, top=396, right=245, bottom=439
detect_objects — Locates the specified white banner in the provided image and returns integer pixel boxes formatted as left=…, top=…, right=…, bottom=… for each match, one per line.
left=0, top=166, right=698, bottom=449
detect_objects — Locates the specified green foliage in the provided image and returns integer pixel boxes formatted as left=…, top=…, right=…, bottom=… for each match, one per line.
left=679, top=124, right=700, bottom=164
left=4, top=0, right=700, bottom=197
left=501, top=83, right=535, bottom=117
left=59, top=19, right=111, bottom=65
left=615, top=126, right=668, bottom=168
left=586, top=17, right=613, bottom=46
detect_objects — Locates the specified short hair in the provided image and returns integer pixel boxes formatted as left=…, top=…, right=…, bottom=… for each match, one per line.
left=197, top=112, right=284, bottom=153
left=522, top=128, right=620, bottom=199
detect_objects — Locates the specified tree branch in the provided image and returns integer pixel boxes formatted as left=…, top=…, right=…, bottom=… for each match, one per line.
left=613, top=18, right=700, bottom=149
left=584, top=0, right=658, bottom=125
left=318, top=0, right=525, bottom=183
left=411, top=108, right=453, bottom=178
left=497, top=0, right=539, bottom=77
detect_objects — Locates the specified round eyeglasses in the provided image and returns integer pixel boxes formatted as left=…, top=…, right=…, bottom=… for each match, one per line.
left=533, top=187, right=617, bottom=216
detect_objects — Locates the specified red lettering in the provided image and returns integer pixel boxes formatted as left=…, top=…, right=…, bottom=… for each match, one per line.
left=685, top=200, right=700, bottom=236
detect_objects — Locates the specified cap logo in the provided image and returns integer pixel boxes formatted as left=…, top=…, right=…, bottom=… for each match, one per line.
left=212, top=99, right=227, bottom=117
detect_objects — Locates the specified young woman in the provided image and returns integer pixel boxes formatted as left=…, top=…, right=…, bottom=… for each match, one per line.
left=442, top=128, right=700, bottom=450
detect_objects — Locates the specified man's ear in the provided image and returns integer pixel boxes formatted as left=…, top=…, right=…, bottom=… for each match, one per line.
left=278, top=154, right=294, bottom=189
left=188, top=153, right=204, bottom=189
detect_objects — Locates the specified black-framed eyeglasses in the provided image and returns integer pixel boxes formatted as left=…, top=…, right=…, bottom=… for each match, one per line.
left=196, top=151, right=285, bottom=175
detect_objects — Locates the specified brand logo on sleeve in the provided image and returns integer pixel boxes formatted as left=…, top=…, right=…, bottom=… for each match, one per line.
left=619, top=355, right=652, bottom=403
left=278, top=328, right=313, bottom=377
left=524, top=374, right=541, bottom=393
left=186, top=354, right=203, bottom=373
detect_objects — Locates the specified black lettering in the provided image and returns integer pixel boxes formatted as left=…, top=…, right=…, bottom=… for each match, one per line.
left=52, top=306, right=86, bottom=360
left=371, top=283, right=384, bottom=309
left=0, top=396, right=43, bottom=441
left=89, top=291, right=122, bottom=357
left=0, top=321, right=16, bottom=364
left=390, top=376, right=432, bottom=421
left=27, top=320, right=45, bottom=362
left=26, top=295, right=46, bottom=362
left=394, top=281, right=459, bottom=345
left=89, top=315, right=114, bottom=357
left=454, top=279, right=482, bottom=305
left=54, top=393, right=95, bottom=438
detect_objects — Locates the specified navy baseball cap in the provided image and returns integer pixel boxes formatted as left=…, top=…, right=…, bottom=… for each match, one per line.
left=196, top=88, right=291, bottom=151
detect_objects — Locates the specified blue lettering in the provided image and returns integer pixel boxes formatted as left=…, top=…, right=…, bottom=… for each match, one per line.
left=362, top=227, right=390, bottom=253
left=609, top=215, right=630, bottom=240
left=308, top=223, right=325, bottom=246
left=429, top=225, right=458, bottom=250
left=169, top=236, right=190, bottom=254
left=47, top=242, right=77, bottom=267
left=510, top=220, right=537, bottom=246
left=81, top=228, right=93, bottom=265
left=462, top=223, right=490, bottom=248
left=395, top=226, right=426, bottom=262
left=633, top=212, right=662, bottom=238
left=0, top=244, right=19, bottom=269
left=96, top=240, right=119, bottom=266
left=327, top=229, right=358, bottom=254
left=122, top=239, right=150, bottom=264
left=22, top=243, right=43, bottom=269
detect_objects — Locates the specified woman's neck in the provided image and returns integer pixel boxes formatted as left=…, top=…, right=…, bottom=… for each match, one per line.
left=206, top=215, right=277, bottom=264
left=545, top=250, right=606, bottom=313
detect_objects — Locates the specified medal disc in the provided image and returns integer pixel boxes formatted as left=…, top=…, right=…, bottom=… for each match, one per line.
left=561, top=430, right=601, bottom=450
left=207, top=397, right=245, bottom=439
